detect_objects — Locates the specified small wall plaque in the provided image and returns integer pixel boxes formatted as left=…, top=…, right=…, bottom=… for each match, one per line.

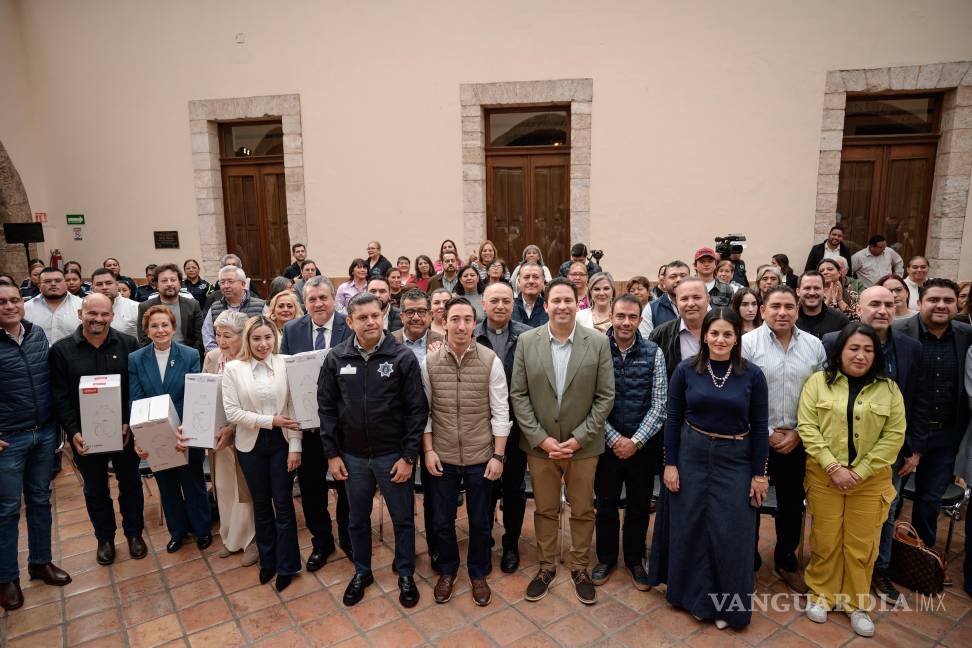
left=153, top=231, right=180, bottom=249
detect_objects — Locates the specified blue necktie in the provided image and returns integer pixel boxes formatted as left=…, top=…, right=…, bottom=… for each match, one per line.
left=314, top=327, right=326, bottom=350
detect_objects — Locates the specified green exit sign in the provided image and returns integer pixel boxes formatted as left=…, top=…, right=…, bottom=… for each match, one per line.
left=66, top=214, right=85, bottom=225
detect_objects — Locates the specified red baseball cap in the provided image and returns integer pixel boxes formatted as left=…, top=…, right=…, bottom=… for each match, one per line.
left=694, top=247, right=717, bottom=262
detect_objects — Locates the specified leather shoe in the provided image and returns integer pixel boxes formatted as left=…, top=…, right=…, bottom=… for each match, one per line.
left=500, top=548, right=519, bottom=574
left=775, top=566, right=809, bottom=594
left=343, top=572, right=374, bottom=607
left=0, top=579, right=23, bottom=611
left=127, top=535, right=147, bottom=560
left=433, top=573, right=456, bottom=603
left=591, top=562, right=614, bottom=585
left=306, top=544, right=335, bottom=572
left=96, top=540, right=116, bottom=565
left=259, top=567, right=275, bottom=585
left=471, top=578, right=491, bottom=606
left=196, top=535, right=212, bottom=551
left=27, top=563, right=72, bottom=586
left=398, top=575, right=420, bottom=608
left=166, top=538, right=184, bottom=554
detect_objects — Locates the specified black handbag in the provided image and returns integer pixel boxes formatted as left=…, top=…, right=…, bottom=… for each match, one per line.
left=888, top=521, right=946, bottom=594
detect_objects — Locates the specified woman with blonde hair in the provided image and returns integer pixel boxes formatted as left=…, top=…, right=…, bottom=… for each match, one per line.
left=575, top=272, right=615, bottom=332
left=266, top=290, right=303, bottom=329
left=222, top=316, right=302, bottom=592
left=204, top=310, right=258, bottom=566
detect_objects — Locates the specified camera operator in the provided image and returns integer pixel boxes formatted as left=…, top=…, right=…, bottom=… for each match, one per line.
left=557, top=243, right=602, bottom=278
left=730, top=245, right=748, bottom=287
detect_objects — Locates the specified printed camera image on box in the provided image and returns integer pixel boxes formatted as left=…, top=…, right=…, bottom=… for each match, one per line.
left=182, top=373, right=227, bottom=449
left=284, top=349, right=328, bottom=429
left=78, top=374, right=123, bottom=454
left=130, top=395, right=187, bottom=472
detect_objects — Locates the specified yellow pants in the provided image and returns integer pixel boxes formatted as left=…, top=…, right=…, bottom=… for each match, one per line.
left=804, top=461, right=895, bottom=612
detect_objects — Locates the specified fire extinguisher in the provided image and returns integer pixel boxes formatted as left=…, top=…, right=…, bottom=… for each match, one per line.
left=49, top=248, right=62, bottom=270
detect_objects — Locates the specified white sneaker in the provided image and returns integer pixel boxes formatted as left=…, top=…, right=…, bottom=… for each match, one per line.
left=714, top=619, right=728, bottom=630
left=849, top=610, right=875, bottom=637
left=805, top=601, right=828, bottom=624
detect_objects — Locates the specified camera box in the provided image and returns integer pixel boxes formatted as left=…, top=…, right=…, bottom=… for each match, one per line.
left=78, top=374, right=124, bottom=454
left=182, top=373, right=226, bottom=449
left=130, top=395, right=187, bottom=472
left=284, top=350, right=328, bottom=429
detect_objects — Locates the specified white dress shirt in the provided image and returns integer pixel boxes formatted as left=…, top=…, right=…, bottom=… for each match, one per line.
left=23, top=293, right=82, bottom=345
left=250, top=357, right=301, bottom=452
left=548, top=324, right=576, bottom=404
left=822, top=243, right=842, bottom=261
left=678, top=318, right=701, bottom=360
left=851, top=247, right=904, bottom=288
left=741, top=324, right=826, bottom=437
left=420, top=347, right=512, bottom=437
left=110, top=296, right=140, bottom=338
left=313, top=313, right=333, bottom=349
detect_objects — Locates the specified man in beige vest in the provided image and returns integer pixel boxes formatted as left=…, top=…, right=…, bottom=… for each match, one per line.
left=511, top=277, right=615, bottom=605
left=422, top=297, right=510, bottom=606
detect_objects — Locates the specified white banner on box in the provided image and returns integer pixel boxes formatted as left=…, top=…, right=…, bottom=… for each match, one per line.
left=284, top=350, right=328, bottom=429
left=79, top=374, right=123, bottom=454
left=182, top=373, right=226, bottom=449
left=130, top=395, right=187, bottom=472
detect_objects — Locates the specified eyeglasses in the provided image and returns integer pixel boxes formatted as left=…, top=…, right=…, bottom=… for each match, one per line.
left=402, top=308, right=430, bottom=318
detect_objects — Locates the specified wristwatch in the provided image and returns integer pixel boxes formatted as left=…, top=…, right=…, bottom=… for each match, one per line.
left=491, top=453, right=506, bottom=464
left=402, top=456, right=417, bottom=466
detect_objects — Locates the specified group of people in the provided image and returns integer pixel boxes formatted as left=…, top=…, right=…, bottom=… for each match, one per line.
left=1, top=231, right=971, bottom=641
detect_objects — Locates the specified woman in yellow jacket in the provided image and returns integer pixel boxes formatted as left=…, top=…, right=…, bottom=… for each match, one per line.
left=797, top=321, right=905, bottom=638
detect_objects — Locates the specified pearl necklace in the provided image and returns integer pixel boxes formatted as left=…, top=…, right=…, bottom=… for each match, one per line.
left=706, top=360, right=732, bottom=389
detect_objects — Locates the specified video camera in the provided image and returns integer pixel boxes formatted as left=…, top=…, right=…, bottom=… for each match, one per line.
left=588, top=248, right=604, bottom=264
left=714, top=234, right=746, bottom=261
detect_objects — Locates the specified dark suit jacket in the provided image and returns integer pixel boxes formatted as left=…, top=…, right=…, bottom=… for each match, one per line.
left=892, top=314, right=972, bottom=452
left=280, top=312, right=353, bottom=355
left=136, top=295, right=203, bottom=353
left=128, top=342, right=201, bottom=417
left=804, top=241, right=853, bottom=273
left=822, top=328, right=924, bottom=457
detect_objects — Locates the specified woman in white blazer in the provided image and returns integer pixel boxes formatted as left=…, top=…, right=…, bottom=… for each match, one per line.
left=222, top=315, right=302, bottom=592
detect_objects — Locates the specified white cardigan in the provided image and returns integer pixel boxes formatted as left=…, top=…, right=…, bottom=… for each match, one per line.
left=221, top=354, right=301, bottom=453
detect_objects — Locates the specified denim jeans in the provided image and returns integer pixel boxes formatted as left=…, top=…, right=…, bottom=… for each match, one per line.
left=908, top=445, right=956, bottom=547
left=154, top=447, right=212, bottom=541
left=237, top=429, right=301, bottom=576
left=0, top=423, right=57, bottom=582
left=428, top=462, right=493, bottom=579
left=874, top=456, right=905, bottom=572
left=75, top=436, right=145, bottom=542
left=343, top=452, right=415, bottom=577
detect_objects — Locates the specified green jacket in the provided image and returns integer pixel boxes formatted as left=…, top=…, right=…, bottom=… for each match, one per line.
left=797, top=371, right=905, bottom=481
left=510, top=324, right=614, bottom=460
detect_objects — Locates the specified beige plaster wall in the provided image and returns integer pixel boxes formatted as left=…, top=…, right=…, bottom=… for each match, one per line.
left=4, top=0, right=972, bottom=280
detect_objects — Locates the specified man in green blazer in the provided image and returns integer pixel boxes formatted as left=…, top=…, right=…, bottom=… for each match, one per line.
left=511, top=277, right=615, bottom=606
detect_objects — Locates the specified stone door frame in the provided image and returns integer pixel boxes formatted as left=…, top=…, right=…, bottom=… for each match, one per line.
left=187, top=94, right=306, bottom=278
left=459, top=79, right=593, bottom=256
left=814, top=62, right=972, bottom=279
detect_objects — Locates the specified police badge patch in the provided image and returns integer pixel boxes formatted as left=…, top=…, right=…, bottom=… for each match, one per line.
left=377, top=362, right=394, bottom=378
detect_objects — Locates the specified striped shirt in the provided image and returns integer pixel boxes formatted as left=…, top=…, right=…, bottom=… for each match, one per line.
left=741, top=323, right=826, bottom=437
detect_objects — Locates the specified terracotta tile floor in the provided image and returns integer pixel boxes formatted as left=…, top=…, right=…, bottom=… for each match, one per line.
left=1, top=460, right=970, bottom=647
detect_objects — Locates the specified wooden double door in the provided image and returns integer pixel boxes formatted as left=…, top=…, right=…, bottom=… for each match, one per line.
left=837, top=142, right=936, bottom=262
left=220, top=162, right=291, bottom=295
left=486, top=153, right=570, bottom=271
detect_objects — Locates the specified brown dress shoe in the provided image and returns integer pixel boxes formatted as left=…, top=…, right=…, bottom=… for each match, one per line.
left=96, top=540, right=115, bottom=566
left=27, top=563, right=72, bottom=586
left=127, top=534, right=148, bottom=560
left=0, top=579, right=24, bottom=611
left=471, top=578, right=491, bottom=606
left=774, top=566, right=809, bottom=594
left=433, top=574, right=456, bottom=604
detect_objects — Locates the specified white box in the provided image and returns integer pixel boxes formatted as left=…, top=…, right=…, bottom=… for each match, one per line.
left=182, top=373, right=226, bottom=449
left=78, top=374, right=124, bottom=454
left=284, top=350, right=328, bottom=429
left=130, top=395, right=187, bottom=472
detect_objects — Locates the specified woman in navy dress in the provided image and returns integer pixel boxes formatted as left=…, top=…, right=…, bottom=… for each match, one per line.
left=648, top=308, right=769, bottom=629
